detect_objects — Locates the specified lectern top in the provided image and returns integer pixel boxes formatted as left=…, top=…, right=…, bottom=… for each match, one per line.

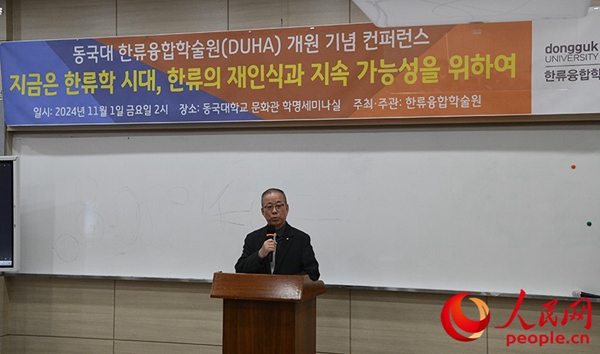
left=210, top=272, right=326, bottom=302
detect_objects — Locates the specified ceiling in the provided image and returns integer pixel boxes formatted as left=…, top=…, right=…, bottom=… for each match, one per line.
left=353, top=0, right=600, bottom=27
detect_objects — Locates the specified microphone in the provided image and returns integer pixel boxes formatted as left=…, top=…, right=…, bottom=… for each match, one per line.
left=265, top=225, right=276, bottom=262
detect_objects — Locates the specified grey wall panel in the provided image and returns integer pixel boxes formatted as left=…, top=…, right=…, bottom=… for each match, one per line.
left=229, top=0, right=286, bottom=30
left=13, top=0, right=116, bottom=40
left=288, top=0, right=350, bottom=27
left=117, top=0, right=227, bottom=36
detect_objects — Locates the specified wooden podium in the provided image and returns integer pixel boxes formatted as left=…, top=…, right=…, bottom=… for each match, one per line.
left=210, top=272, right=326, bottom=354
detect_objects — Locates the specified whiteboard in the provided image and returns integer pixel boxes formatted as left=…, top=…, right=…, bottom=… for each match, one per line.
left=12, top=124, right=600, bottom=297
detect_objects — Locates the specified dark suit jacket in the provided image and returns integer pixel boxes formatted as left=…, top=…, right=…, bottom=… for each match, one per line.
left=234, top=222, right=320, bottom=281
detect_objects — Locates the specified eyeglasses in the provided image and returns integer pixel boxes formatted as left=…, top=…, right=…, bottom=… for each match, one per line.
left=262, top=203, right=286, bottom=211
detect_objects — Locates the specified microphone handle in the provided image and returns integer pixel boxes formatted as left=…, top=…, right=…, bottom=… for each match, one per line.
left=266, top=234, right=276, bottom=262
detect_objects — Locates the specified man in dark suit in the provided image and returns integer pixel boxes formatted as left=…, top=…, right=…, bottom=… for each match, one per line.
left=235, top=188, right=320, bottom=281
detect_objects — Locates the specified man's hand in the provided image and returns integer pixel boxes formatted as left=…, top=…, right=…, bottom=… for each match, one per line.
left=258, top=238, right=277, bottom=259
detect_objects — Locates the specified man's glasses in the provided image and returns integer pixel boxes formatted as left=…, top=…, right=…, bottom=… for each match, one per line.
left=262, top=203, right=286, bottom=211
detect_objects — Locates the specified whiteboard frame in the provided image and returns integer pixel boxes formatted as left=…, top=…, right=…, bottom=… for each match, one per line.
left=6, top=112, right=600, bottom=133
left=8, top=117, right=600, bottom=298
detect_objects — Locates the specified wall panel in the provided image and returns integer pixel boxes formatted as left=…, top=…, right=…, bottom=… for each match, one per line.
left=3, top=336, right=113, bottom=354
left=116, top=0, right=227, bottom=36
left=0, top=278, right=6, bottom=337
left=114, top=340, right=221, bottom=354
left=114, top=280, right=222, bottom=345
left=2, top=277, right=598, bottom=353
left=6, top=277, right=114, bottom=339
left=13, top=0, right=116, bottom=40
left=351, top=290, right=486, bottom=354
left=229, top=0, right=286, bottom=30
left=317, top=288, right=351, bottom=354
left=288, top=0, right=350, bottom=27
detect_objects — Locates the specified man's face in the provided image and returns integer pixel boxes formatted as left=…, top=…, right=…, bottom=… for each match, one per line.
left=261, top=192, right=289, bottom=230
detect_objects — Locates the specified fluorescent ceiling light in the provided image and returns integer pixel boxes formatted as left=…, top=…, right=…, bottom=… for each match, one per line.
left=353, top=0, right=591, bottom=27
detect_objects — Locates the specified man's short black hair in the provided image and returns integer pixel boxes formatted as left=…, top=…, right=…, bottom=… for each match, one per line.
left=261, top=188, right=287, bottom=206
